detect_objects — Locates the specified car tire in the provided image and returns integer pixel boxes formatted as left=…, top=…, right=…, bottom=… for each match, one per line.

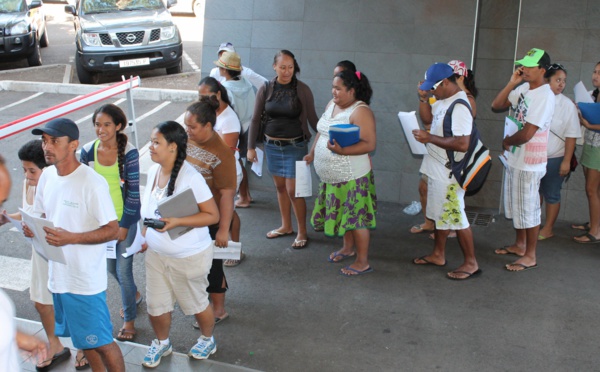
left=166, top=59, right=182, bottom=75
left=75, top=55, right=98, bottom=84
left=193, top=0, right=203, bottom=17
left=40, top=26, right=49, bottom=48
left=27, top=40, right=42, bottom=67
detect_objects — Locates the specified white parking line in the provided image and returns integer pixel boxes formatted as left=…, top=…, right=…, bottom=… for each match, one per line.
left=0, top=255, right=31, bottom=291
left=183, top=51, right=199, bottom=72
left=135, top=101, right=172, bottom=122
left=0, top=92, right=44, bottom=113
left=74, top=99, right=126, bottom=124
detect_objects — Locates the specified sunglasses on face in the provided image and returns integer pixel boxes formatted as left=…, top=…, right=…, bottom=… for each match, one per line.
left=431, top=80, right=443, bottom=91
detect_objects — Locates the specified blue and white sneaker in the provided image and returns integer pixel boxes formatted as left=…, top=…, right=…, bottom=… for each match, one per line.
left=142, top=339, right=172, bottom=368
left=188, top=336, right=217, bottom=360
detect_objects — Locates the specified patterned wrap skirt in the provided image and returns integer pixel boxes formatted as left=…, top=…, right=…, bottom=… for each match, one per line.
left=310, top=171, right=377, bottom=237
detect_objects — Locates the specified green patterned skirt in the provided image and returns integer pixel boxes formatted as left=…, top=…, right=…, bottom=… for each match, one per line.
left=311, top=171, right=377, bottom=237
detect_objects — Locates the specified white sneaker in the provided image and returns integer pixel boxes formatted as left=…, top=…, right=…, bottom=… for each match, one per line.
left=142, top=339, right=172, bottom=368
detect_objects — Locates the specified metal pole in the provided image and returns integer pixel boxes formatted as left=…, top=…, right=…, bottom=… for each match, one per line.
left=123, top=75, right=139, bottom=149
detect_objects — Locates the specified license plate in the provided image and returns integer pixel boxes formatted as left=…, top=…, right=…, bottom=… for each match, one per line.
left=119, top=57, right=150, bottom=68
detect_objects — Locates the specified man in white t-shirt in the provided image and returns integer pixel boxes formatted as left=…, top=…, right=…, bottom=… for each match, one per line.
left=23, top=118, right=125, bottom=371
left=491, top=48, right=555, bottom=272
left=412, top=63, right=480, bottom=280
left=209, top=42, right=268, bottom=91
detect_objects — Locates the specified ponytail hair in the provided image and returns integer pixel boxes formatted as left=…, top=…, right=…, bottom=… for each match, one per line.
left=463, top=69, right=479, bottom=98
left=92, top=104, right=128, bottom=182
left=187, top=96, right=220, bottom=129
left=155, top=121, right=187, bottom=197
left=198, top=76, right=232, bottom=107
left=335, top=69, right=373, bottom=105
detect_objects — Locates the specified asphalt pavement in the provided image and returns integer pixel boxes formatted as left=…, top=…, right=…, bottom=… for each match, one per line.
left=3, top=67, right=600, bottom=371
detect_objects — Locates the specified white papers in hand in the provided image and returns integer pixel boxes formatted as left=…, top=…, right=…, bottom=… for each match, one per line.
left=122, top=227, right=145, bottom=258
left=212, top=241, right=241, bottom=260
left=251, top=147, right=264, bottom=177
left=19, top=208, right=66, bottom=265
left=295, top=161, right=312, bottom=197
left=106, top=240, right=117, bottom=259
left=397, top=111, right=427, bottom=155
left=574, top=81, right=594, bottom=103
left=503, top=116, right=521, bottom=158
left=2, top=211, right=31, bottom=243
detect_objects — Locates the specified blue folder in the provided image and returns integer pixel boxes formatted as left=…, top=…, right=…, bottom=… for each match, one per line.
left=579, top=102, right=600, bottom=124
left=329, top=124, right=360, bottom=148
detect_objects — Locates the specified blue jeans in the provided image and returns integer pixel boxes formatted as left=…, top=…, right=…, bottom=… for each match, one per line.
left=107, top=223, right=138, bottom=322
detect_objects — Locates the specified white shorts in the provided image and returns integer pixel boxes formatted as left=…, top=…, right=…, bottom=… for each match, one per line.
left=426, top=178, right=469, bottom=230
left=504, top=167, right=545, bottom=229
left=145, top=248, right=212, bottom=317
left=30, top=249, right=53, bottom=305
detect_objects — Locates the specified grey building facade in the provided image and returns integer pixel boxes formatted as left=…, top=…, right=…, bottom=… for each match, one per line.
left=200, top=0, right=599, bottom=221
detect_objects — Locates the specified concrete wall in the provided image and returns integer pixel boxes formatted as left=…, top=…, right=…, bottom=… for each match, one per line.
left=200, top=0, right=597, bottom=219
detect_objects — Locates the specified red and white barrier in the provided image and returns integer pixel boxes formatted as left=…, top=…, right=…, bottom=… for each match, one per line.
left=0, top=76, right=141, bottom=140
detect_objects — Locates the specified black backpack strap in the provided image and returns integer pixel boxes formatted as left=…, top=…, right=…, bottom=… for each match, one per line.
left=442, top=98, right=472, bottom=138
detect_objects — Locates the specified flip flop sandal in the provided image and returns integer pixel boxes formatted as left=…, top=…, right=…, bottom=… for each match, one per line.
left=36, top=347, right=71, bottom=372
left=574, top=233, right=600, bottom=244
left=292, top=238, right=309, bottom=249
left=410, top=224, right=434, bottom=234
left=571, top=222, right=590, bottom=231
left=266, top=230, right=295, bottom=239
left=328, top=250, right=356, bottom=263
left=339, top=266, right=374, bottom=276
left=224, top=252, right=246, bottom=267
left=75, top=352, right=90, bottom=371
left=116, top=328, right=136, bottom=342
left=193, top=313, right=229, bottom=329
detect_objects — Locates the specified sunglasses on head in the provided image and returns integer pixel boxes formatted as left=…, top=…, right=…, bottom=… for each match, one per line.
left=547, top=63, right=566, bottom=73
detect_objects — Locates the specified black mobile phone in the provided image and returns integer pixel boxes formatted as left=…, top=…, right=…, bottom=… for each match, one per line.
left=143, top=218, right=166, bottom=229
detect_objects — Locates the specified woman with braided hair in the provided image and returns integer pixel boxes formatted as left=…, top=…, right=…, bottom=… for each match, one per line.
left=139, top=121, right=220, bottom=368
left=80, top=103, right=142, bottom=348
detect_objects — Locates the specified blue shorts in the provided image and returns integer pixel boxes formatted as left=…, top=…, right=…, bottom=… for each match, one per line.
left=539, top=156, right=565, bottom=204
left=264, top=139, right=307, bottom=178
left=53, top=292, right=114, bottom=349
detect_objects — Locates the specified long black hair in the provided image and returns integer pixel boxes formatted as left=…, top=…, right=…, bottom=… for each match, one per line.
left=187, top=96, right=220, bottom=129
left=335, top=69, right=373, bottom=105
left=155, top=121, right=187, bottom=197
left=198, top=76, right=232, bottom=107
left=593, top=61, right=600, bottom=102
left=92, top=104, right=128, bottom=182
left=18, top=139, right=47, bottom=170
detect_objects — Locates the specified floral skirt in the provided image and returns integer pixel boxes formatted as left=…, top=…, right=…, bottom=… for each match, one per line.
left=311, top=171, right=377, bottom=237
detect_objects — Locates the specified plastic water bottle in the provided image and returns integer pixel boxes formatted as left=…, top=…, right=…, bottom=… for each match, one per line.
left=403, top=201, right=421, bottom=215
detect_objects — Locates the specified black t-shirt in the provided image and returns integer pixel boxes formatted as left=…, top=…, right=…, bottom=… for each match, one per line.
left=263, top=82, right=303, bottom=139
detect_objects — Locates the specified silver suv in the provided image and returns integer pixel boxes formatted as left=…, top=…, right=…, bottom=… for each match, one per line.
left=65, top=0, right=182, bottom=84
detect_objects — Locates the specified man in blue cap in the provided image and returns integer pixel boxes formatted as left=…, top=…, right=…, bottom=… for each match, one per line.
left=412, top=63, right=480, bottom=280
left=491, top=48, right=555, bottom=272
left=24, top=118, right=125, bottom=371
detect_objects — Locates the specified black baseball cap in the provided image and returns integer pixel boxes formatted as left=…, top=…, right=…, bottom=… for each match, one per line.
left=32, top=118, right=79, bottom=140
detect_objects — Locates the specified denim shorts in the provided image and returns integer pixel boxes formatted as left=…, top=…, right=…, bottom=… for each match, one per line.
left=264, top=139, right=307, bottom=178
left=539, top=156, right=565, bottom=204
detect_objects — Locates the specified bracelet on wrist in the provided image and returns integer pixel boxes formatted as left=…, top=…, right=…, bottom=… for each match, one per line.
left=419, top=98, right=429, bottom=103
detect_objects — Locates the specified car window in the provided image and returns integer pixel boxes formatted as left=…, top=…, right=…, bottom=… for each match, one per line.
left=81, top=0, right=164, bottom=13
left=0, top=0, right=26, bottom=13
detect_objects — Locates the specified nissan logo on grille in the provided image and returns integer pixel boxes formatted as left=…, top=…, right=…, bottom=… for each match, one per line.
left=126, top=33, right=137, bottom=43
